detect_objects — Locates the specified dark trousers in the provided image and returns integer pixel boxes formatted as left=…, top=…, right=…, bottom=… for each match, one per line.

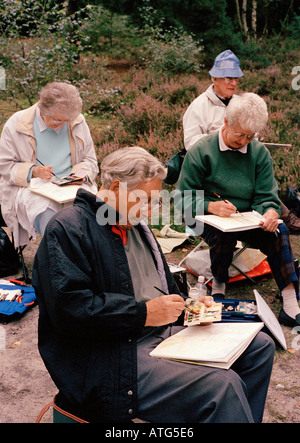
left=137, top=326, right=275, bottom=423
left=201, top=222, right=298, bottom=290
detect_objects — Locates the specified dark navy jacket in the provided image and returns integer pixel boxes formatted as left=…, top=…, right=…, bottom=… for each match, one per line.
left=32, top=189, right=180, bottom=422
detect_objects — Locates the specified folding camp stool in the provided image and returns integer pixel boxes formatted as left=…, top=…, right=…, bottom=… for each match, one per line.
left=230, top=242, right=256, bottom=284
left=36, top=394, right=148, bottom=423
left=178, top=239, right=256, bottom=285
left=36, top=395, right=89, bottom=423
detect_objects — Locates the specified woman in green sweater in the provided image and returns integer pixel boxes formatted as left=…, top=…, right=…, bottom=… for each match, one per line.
left=177, top=93, right=299, bottom=327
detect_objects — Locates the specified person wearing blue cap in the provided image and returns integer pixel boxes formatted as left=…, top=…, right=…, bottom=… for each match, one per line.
left=183, top=49, right=243, bottom=151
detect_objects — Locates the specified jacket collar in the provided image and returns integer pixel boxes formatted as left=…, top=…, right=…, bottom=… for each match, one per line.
left=74, top=188, right=122, bottom=224
left=16, top=103, right=38, bottom=136
left=206, top=84, right=235, bottom=107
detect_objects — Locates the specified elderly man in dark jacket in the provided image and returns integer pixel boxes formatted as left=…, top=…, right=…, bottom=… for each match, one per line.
left=32, top=147, right=275, bottom=423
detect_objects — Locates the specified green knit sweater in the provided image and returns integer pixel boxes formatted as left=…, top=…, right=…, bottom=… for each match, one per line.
left=176, top=132, right=281, bottom=218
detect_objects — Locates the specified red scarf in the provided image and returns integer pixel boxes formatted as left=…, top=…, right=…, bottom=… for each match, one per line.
left=112, top=225, right=128, bottom=245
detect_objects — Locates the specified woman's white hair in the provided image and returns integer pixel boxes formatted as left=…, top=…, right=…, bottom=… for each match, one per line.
left=39, top=82, right=82, bottom=120
left=226, top=92, right=268, bottom=133
left=100, top=146, right=167, bottom=189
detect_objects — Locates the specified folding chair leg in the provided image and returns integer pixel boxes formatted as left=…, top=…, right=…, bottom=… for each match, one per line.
left=230, top=262, right=256, bottom=284
left=11, top=232, right=32, bottom=284
left=18, top=245, right=31, bottom=283
left=178, top=239, right=206, bottom=267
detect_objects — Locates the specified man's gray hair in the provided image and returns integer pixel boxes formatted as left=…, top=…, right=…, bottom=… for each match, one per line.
left=101, top=146, right=167, bottom=189
left=226, top=92, right=268, bottom=133
left=39, top=82, right=82, bottom=121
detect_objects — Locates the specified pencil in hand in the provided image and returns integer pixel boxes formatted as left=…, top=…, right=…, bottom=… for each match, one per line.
left=36, top=158, right=60, bottom=180
left=213, top=192, right=243, bottom=216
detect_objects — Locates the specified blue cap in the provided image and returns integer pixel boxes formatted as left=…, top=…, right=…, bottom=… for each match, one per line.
left=209, top=50, right=243, bottom=78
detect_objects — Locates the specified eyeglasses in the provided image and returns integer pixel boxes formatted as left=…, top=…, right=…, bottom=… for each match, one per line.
left=224, top=77, right=239, bottom=83
left=40, top=111, right=70, bottom=126
left=132, top=190, right=162, bottom=214
left=233, top=132, right=256, bottom=140
left=50, top=119, right=69, bottom=125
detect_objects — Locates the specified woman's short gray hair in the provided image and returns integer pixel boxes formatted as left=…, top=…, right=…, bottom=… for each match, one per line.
left=39, top=82, right=82, bottom=120
left=226, top=92, right=268, bottom=133
left=101, top=146, right=167, bottom=189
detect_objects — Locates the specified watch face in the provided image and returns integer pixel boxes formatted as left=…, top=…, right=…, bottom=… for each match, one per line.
left=0, top=67, right=5, bottom=90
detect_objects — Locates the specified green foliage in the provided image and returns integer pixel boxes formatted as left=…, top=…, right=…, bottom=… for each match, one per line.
left=143, top=26, right=203, bottom=74
left=0, top=0, right=61, bottom=37
left=80, top=5, right=145, bottom=60
left=136, top=1, right=205, bottom=72
left=0, top=0, right=89, bottom=105
left=81, top=3, right=203, bottom=74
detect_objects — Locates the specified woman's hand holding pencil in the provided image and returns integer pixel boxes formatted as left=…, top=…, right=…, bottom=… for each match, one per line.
left=31, top=158, right=59, bottom=181
left=207, top=192, right=238, bottom=217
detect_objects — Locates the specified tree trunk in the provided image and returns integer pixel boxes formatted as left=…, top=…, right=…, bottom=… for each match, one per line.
left=67, top=0, right=80, bottom=16
left=251, top=0, right=257, bottom=39
left=235, top=0, right=244, bottom=37
left=242, top=0, right=249, bottom=40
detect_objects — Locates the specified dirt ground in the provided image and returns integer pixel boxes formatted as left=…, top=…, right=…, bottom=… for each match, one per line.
left=0, top=234, right=299, bottom=424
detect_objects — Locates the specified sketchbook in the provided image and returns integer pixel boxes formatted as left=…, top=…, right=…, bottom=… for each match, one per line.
left=30, top=181, right=81, bottom=204
left=150, top=322, right=264, bottom=370
left=253, top=289, right=287, bottom=350
left=195, top=211, right=282, bottom=232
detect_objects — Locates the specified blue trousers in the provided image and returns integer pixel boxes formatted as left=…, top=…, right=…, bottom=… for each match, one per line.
left=33, top=208, right=56, bottom=236
left=137, top=326, right=275, bottom=423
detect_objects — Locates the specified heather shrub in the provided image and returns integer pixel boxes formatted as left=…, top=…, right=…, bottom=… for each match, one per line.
left=117, top=68, right=158, bottom=105
left=117, top=93, right=183, bottom=137
left=150, top=76, right=203, bottom=106
left=88, top=86, right=122, bottom=116
left=272, top=147, right=300, bottom=195
left=136, top=127, right=184, bottom=161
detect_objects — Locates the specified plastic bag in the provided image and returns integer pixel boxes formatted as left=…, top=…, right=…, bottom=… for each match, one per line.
left=185, top=246, right=266, bottom=279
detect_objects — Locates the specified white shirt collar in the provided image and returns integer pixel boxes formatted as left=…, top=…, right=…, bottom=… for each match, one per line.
left=218, top=126, right=248, bottom=154
left=35, top=106, right=62, bottom=134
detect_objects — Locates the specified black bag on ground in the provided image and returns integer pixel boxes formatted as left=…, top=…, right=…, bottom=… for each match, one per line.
left=164, top=148, right=186, bottom=185
left=0, top=228, right=21, bottom=277
left=284, top=186, right=300, bottom=217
